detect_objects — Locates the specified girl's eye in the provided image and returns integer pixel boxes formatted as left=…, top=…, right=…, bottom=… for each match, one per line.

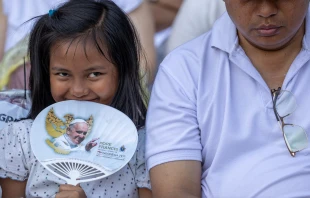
left=58, top=72, right=69, bottom=77
left=88, top=72, right=102, bottom=78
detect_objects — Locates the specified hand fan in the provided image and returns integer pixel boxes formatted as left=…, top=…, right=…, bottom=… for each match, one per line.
left=30, top=100, right=138, bottom=185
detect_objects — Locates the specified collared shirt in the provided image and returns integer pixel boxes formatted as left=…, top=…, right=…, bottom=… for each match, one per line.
left=146, top=8, right=310, bottom=197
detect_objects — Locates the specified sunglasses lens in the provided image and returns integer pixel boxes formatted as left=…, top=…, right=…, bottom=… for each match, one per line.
left=283, top=125, right=308, bottom=152
left=275, top=91, right=297, bottom=117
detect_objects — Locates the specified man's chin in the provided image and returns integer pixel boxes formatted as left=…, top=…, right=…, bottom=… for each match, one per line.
left=74, top=140, right=83, bottom=145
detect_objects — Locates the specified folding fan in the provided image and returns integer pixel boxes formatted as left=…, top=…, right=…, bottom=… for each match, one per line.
left=30, top=100, right=138, bottom=185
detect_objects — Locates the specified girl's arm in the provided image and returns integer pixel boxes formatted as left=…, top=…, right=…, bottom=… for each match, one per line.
left=139, top=188, right=152, bottom=198
left=0, top=178, right=27, bottom=198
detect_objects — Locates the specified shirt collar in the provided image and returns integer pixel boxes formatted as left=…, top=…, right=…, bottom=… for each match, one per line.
left=210, top=12, right=238, bottom=54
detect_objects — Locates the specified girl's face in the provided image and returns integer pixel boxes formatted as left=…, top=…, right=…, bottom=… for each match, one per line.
left=49, top=39, right=118, bottom=105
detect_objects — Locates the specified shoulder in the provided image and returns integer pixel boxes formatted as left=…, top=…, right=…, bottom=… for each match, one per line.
left=2, top=119, right=33, bottom=135
left=0, top=119, right=34, bottom=181
left=156, top=32, right=213, bottom=97
left=161, top=32, right=211, bottom=72
left=0, top=119, right=34, bottom=157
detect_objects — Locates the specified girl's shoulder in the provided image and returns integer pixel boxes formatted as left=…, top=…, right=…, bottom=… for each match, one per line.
left=2, top=119, right=33, bottom=134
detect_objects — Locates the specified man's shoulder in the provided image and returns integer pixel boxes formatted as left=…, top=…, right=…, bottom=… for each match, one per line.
left=163, top=12, right=234, bottom=68
left=162, top=32, right=213, bottom=68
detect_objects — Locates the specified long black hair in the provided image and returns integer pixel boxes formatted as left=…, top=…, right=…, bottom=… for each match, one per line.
left=28, top=0, right=147, bottom=128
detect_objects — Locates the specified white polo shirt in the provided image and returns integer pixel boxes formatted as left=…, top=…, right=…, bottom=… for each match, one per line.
left=146, top=8, right=310, bottom=198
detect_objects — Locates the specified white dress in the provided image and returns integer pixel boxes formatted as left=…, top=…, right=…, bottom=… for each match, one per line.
left=0, top=119, right=150, bottom=198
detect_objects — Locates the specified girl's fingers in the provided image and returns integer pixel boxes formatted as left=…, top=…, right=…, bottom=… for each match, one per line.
left=56, top=184, right=86, bottom=198
left=58, top=184, right=82, bottom=192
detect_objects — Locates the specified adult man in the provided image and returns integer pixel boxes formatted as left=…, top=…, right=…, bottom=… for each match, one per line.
left=146, top=1, right=310, bottom=197
left=52, top=119, right=98, bottom=152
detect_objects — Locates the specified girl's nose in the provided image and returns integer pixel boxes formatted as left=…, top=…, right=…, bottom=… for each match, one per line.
left=70, top=80, right=89, bottom=98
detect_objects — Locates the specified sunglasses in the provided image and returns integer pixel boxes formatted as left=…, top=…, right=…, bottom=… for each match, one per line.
left=271, top=87, right=308, bottom=157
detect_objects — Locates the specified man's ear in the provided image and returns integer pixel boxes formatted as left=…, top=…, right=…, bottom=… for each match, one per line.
left=66, top=128, right=70, bottom=135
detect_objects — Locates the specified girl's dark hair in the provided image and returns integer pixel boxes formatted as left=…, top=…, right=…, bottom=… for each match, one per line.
left=28, top=0, right=147, bottom=128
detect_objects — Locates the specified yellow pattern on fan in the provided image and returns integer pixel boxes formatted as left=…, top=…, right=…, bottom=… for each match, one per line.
left=45, top=139, right=70, bottom=155
left=45, top=108, right=93, bottom=138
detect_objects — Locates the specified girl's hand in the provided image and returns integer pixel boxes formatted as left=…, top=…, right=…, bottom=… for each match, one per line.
left=56, top=184, right=87, bottom=198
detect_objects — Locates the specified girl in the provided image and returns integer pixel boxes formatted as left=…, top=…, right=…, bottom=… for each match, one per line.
left=0, top=0, right=152, bottom=197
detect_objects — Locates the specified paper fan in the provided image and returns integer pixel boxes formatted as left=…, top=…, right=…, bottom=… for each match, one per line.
left=30, top=100, right=138, bottom=185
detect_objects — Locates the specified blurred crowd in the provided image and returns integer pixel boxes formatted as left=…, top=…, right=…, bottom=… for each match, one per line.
left=0, top=0, right=226, bottom=92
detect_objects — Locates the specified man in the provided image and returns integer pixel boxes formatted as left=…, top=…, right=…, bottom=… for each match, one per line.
left=53, top=119, right=98, bottom=152
left=146, top=1, right=310, bottom=197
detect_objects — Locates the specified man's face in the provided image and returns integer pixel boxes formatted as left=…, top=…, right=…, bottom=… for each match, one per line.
left=67, top=122, right=89, bottom=145
left=224, top=0, right=309, bottom=50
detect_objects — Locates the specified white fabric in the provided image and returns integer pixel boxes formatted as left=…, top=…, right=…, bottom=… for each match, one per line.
left=146, top=8, right=310, bottom=198
left=0, top=90, right=31, bottom=130
left=69, top=119, right=88, bottom=125
left=166, top=0, right=226, bottom=54
left=2, top=0, right=142, bottom=52
left=112, top=0, right=142, bottom=13
left=2, top=0, right=67, bottom=52
left=0, top=120, right=151, bottom=197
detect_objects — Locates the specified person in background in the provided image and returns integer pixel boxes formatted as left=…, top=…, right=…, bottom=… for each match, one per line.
left=0, top=0, right=6, bottom=61
left=166, top=0, right=226, bottom=54
left=147, top=0, right=182, bottom=71
left=146, top=0, right=310, bottom=197
left=0, top=0, right=156, bottom=90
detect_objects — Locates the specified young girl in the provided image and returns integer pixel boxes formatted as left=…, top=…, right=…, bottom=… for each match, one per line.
left=0, top=0, right=151, bottom=197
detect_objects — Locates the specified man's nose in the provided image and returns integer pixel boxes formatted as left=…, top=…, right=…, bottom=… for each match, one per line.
left=257, top=1, right=278, bottom=18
